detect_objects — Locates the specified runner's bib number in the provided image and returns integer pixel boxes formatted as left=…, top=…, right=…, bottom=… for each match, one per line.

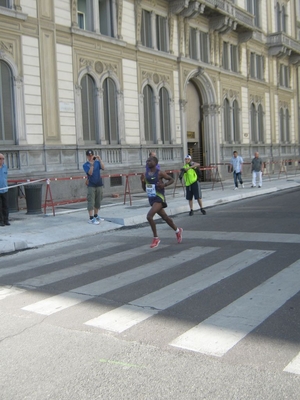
left=146, top=184, right=156, bottom=197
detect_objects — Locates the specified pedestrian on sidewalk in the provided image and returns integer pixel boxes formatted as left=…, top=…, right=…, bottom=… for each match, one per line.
left=181, top=155, right=206, bottom=216
left=83, top=150, right=105, bottom=225
left=0, top=153, right=10, bottom=226
left=251, top=152, right=263, bottom=188
left=230, top=150, right=244, bottom=190
left=140, top=156, right=183, bottom=248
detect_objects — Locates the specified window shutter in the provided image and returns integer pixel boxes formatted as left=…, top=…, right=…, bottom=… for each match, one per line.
left=280, top=108, right=284, bottom=142
left=233, top=100, right=240, bottom=142
left=224, top=99, right=231, bottom=142
left=99, top=0, right=113, bottom=37
left=223, top=42, right=229, bottom=70
left=189, top=28, right=197, bottom=60
left=285, top=109, right=290, bottom=142
left=156, top=15, right=168, bottom=52
left=81, top=75, right=96, bottom=142
left=143, top=85, right=155, bottom=143
left=258, top=105, right=264, bottom=142
left=141, top=10, right=152, bottom=48
left=159, top=88, right=170, bottom=144
left=250, top=53, right=255, bottom=77
left=0, top=61, right=15, bottom=143
left=103, top=78, right=118, bottom=144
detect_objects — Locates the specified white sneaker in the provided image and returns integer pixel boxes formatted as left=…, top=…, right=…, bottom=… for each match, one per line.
left=234, top=187, right=238, bottom=190
left=95, top=216, right=104, bottom=222
left=88, top=217, right=99, bottom=225
left=242, top=184, right=244, bottom=188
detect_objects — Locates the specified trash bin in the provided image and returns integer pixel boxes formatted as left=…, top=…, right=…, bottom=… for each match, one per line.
left=8, top=185, right=19, bottom=213
left=25, top=184, right=43, bottom=215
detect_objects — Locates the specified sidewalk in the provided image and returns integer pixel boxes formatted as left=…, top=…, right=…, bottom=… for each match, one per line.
left=1, top=177, right=299, bottom=255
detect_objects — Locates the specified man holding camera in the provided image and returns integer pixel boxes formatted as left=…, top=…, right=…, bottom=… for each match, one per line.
left=181, top=155, right=206, bottom=216
left=83, top=150, right=105, bottom=225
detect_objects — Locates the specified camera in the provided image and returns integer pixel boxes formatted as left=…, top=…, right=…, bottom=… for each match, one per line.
left=93, top=156, right=96, bottom=160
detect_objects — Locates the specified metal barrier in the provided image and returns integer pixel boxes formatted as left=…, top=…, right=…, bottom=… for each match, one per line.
left=5, top=159, right=300, bottom=216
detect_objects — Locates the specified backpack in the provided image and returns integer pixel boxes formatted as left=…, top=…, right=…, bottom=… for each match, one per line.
left=195, top=167, right=202, bottom=182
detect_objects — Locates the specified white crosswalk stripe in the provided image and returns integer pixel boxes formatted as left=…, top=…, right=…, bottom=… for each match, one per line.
left=0, top=285, right=25, bottom=300
left=284, top=353, right=300, bottom=375
left=17, top=243, right=155, bottom=289
left=85, top=249, right=274, bottom=332
left=2, top=232, right=300, bottom=375
left=170, top=259, right=300, bottom=357
left=117, top=230, right=300, bottom=244
left=0, top=242, right=122, bottom=279
left=22, top=246, right=217, bottom=316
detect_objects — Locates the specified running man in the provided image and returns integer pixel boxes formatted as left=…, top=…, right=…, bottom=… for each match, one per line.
left=140, top=156, right=183, bottom=248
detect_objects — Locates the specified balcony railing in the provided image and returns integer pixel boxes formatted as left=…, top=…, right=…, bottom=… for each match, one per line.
left=267, top=32, right=300, bottom=56
left=169, top=0, right=254, bottom=31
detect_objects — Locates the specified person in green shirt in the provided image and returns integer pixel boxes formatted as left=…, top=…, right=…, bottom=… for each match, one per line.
left=181, top=155, right=206, bottom=216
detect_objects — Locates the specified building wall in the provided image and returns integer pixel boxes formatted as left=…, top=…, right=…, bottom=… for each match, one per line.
left=0, top=0, right=299, bottom=200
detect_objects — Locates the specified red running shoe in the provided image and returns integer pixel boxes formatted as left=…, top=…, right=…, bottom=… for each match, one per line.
left=150, top=238, right=160, bottom=248
left=176, top=228, right=183, bottom=244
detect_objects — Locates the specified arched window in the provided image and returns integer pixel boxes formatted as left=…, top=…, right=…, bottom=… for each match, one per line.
left=223, top=98, right=231, bottom=142
left=279, top=108, right=285, bottom=142
left=250, top=103, right=257, bottom=142
left=285, top=108, right=290, bottom=142
left=143, top=85, right=155, bottom=142
left=0, top=60, right=15, bottom=144
left=232, top=100, right=240, bottom=142
left=258, top=104, right=264, bottom=142
left=81, top=74, right=97, bottom=142
left=159, top=87, right=170, bottom=144
left=103, top=77, right=118, bottom=144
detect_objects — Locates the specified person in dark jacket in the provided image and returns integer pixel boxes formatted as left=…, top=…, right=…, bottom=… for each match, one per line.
left=83, top=150, right=105, bottom=225
left=251, top=152, right=263, bottom=188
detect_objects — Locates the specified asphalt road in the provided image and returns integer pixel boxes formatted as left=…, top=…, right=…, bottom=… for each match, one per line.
left=1, top=188, right=300, bottom=399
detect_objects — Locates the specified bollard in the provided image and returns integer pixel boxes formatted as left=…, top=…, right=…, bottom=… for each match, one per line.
left=25, top=184, right=43, bottom=215
left=8, top=185, right=19, bottom=213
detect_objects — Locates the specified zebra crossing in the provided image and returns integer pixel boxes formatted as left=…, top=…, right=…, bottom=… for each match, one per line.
left=1, top=234, right=300, bottom=376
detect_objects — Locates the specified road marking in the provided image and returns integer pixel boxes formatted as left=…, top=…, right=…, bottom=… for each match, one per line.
left=117, top=231, right=300, bottom=244
left=0, top=242, right=122, bottom=279
left=22, top=247, right=217, bottom=316
left=85, top=249, right=274, bottom=333
left=17, top=244, right=155, bottom=288
left=170, top=259, right=300, bottom=357
left=284, top=353, right=300, bottom=375
left=0, top=286, right=25, bottom=300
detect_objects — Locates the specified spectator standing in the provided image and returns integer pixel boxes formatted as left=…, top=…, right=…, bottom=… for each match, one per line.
left=251, top=152, right=263, bottom=188
left=83, top=150, right=105, bottom=225
left=182, top=155, right=206, bottom=216
left=230, top=151, right=244, bottom=190
left=0, top=153, right=10, bottom=226
left=140, top=156, right=183, bottom=248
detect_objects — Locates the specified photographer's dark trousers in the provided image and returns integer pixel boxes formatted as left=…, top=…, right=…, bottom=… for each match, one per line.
left=233, top=171, right=243, bottom=188
left=0, top=192, right=9, bottom=223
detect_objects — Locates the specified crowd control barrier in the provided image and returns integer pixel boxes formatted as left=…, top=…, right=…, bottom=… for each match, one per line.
left=4, top=159, right=298, bottom=216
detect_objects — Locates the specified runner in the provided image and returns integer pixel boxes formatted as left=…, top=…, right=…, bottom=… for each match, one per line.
left=140, top=156, right=183, bottom=248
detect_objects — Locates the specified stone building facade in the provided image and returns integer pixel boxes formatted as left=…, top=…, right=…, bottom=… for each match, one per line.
left=0, top=0, right=300, bottom=196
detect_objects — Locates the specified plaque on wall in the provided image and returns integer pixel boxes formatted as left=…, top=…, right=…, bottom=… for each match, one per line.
left=187, top=131, right=195, bottom=139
